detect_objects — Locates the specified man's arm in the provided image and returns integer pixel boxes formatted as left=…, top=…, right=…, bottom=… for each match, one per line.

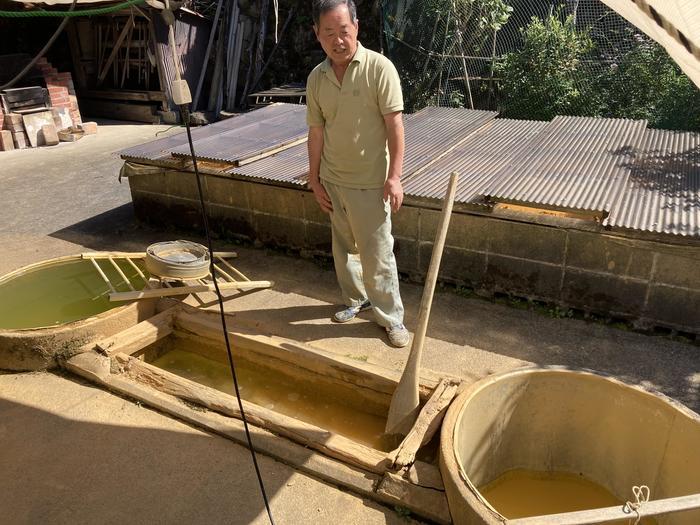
left=383, top=111, right=405, bottom=213
left=308, top=125, right=333, bottom=213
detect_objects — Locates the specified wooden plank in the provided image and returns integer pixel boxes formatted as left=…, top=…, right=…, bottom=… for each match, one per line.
left=108, top=256, right=135, bottom=291
left=508, top=493, right=700, bottom=525
left=78, top=89, right=167, bottom=102
left=98, top=16, right=133, bottom=84
left=66, top=20, right=88, bottom=89
left=78, top=99, right=158, bottom=123
left=236, top=136, right=308, bottom=166
left=390, top=378, right=461, bottom=468
left=89, top=257, right=117, bottom=293
left=113, top=352, right=392, bottom=474
left=95, top=306, right=177, bottom=356
left=376, top=471, right=451, bottom=524
left=109, top=280, right=272, bottom=302
left=64, top=351, right=448, bottom=525
left=174, top=306, right=439, bottom=400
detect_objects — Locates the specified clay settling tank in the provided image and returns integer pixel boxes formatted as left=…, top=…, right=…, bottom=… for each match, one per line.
left=0, top=254, right=154, bottom=370
left=440, top=368, right=700, bottom=524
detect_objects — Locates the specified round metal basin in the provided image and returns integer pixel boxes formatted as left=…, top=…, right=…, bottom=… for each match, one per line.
left=440, top=368, right=700, bottom=524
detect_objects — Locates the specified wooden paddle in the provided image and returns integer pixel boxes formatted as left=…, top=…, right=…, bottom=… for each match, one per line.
left=385, top=172, right=459, bottom=437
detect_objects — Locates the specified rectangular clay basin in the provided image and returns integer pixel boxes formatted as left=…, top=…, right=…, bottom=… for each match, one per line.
left=69, top=303, right=460, bottom=475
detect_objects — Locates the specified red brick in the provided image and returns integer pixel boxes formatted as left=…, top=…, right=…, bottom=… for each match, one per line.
left=0, top=130, right=14, bottom=151
left=56, top=72, right=72, bottom=79
left=39, top=124, right=59, bottom=146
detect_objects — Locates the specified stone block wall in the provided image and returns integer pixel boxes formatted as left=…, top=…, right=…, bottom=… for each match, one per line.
left=126, top=166, right=700, bottom=334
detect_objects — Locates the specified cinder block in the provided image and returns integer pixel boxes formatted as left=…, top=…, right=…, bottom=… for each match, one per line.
left=0, top=130, right=14, bottom=151
left=12, top=131, right=27, bottom=149
left=653, top=251, right=700, bottom=290
left=566, top=230, right=653, bottom=279
left=420, top=209, right=490, bottom=251
left=249, top=183, right=305, bottom=219
left=392, top=205, right=419, bottom=240
left=645, top=285, right=700, bottom=332
left=303, top=188, right=332, bottom=224
left=305, top=222, right=332, bottom=252
left=488, top=219, right=567, bottom=264
left=394, top=237, right=419, bottom=275
left=254, top=212, right=305, bottom=248
left=205, top=176, right=249, bottom=209
left=81, top=121, right=98, bottom=134
left=561, top=268, right=647, bottom=316
left=39, top=124, right=59, bottom=146
left=208, top=203, right=255, bottom=240
left=484, top=255, right=563, bottom=299
left=420, top=244, right=486, bottom=286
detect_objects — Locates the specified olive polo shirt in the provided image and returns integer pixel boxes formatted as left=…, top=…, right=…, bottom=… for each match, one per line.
left=306, top=42, right=404, bottom=189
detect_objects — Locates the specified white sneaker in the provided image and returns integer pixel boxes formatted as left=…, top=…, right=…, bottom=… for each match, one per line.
left=386, top=324, right=410, bottom=348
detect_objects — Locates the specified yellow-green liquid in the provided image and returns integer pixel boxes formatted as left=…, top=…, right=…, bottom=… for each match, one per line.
left=480, top=470, right=643, bottom=521
left=151, top=348, right=391, bottom=451
left=0, top=259, right=148, bottom=330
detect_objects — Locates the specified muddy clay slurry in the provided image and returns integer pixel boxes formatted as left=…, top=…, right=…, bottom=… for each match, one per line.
left=479, top=469, right=657, bottom=524
left=151, top=348, right=392, bottom=451
left=0, top=259, right=148, bottom=330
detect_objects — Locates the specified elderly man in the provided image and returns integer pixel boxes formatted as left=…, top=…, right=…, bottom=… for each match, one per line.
left=306, top=0, right=409, bottom=347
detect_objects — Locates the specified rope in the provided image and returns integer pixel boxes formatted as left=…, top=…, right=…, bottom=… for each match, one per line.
left=623, top=485, right=651, bottom=525
left=0, top=0, right=145, bottom=17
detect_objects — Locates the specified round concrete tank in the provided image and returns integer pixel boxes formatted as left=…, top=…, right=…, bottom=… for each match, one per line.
left=440, top=368, right=700, bottom=525
left=0, top=255, right=156, bottom=371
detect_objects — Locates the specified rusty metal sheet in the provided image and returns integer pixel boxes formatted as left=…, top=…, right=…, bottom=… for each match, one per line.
left=606, top=128, right=700, bottom=237
left=403, top=119, right=549, bottom=203
left=167, top=104, right=308, bottom=164
left=119, top=103, right=301, bottom=162
left=403, top=107, right=498, bottom=177
left=480, top=116, right=648, bottom=213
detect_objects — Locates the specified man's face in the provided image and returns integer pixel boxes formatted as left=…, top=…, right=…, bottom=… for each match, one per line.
left=314, top=4, right=359, bottom=67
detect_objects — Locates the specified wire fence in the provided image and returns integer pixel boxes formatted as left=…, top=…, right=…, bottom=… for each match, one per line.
left=381, top=0, right=700, bottom=130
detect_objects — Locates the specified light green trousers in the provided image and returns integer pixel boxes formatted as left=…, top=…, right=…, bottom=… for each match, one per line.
left=323, top=180, right=404, bottom=328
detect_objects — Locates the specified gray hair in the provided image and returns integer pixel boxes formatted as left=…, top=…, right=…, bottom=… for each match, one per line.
left=312, top=0, right=357, bottom=27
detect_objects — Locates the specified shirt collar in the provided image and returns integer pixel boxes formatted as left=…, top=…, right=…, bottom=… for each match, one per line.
left=320, top=41, right=365, bottom=72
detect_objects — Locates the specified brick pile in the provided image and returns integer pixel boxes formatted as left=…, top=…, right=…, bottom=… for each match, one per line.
left=0, top=57, right=96, bottom=151
left=36, top=57, right=82, bottom=127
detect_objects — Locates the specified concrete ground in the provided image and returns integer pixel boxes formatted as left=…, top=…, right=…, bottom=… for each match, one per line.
left=1, top=119, right=699, bottom=524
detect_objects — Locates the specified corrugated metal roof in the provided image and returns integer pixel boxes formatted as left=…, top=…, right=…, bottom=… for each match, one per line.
left=403, top=119, right=549, bottom=203
left=232, top=107, right=497, bottom=185
left=166, top=104, right=307, bottom=164
left=119, top=103, right=301, bottom=162
left=403, top=107, right=498, bottom=176
left=480, top=116, right=648, bottom=213
left=232, top=142, right=309, bottom=185
left=606, top=128, right=700, bottom=236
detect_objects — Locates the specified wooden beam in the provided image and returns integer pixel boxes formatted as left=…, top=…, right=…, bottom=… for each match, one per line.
left=376, top=471, right=451, bottom=524
left=95, top=306, right=177, bottom=356
left=173, top=306, right=440, bottom=400
left=390, top=378, right=461, bottom=468
left=98, top=16, right=134, bottom=85
left=109, top=280, right=273, bottom=302
left=113, top=352, right=392, bottom=474
left=64, top=350, right=448, bottom=525
left=508, top=493, right=700, bottom=525
left=78, top=89, right=167, bottom=102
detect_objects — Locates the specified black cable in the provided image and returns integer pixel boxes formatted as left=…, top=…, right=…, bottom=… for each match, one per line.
left=179, top=105, right=276, bottom=525
left=0, top=0, right=78, bottom=91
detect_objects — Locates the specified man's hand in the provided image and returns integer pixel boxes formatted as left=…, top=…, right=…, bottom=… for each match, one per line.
left=384, top=177, right=403, bottom=213
left=309, top=179, right=333, bottom=213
